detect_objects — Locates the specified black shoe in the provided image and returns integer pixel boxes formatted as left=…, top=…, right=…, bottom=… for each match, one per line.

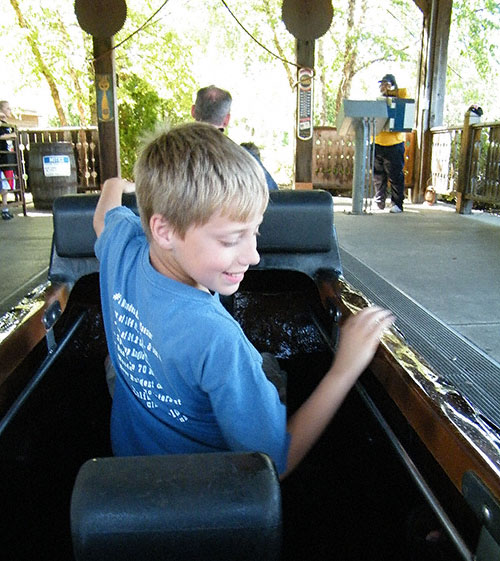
left=2, top=209, right=13, bottom=220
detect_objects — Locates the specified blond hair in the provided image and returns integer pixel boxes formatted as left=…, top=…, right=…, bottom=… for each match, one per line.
left=134, top=122, right=269, bottom=239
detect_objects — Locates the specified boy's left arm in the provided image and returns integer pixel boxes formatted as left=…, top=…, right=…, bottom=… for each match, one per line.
left=94, top=178, right=135, bottom=238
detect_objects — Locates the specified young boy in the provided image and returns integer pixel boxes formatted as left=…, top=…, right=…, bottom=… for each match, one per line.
left=94, top=122, right=393, bottom=478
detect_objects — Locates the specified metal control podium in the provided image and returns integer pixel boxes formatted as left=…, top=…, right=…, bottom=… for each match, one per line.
left=337, top=98, right=415, bottom=214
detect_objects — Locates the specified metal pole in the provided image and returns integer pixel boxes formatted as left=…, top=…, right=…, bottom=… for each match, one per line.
left=352, top=119, right=368, bottom=214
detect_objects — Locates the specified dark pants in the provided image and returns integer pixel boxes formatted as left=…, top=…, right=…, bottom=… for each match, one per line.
left=373, top=142, right=405, bottom=209
left=261, top=352, right=287, bottom=404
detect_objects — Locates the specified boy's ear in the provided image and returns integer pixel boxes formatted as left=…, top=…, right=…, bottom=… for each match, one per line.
left=222, top=112, right=231, bottom=128
left=150, top=213, right=176, bottom=249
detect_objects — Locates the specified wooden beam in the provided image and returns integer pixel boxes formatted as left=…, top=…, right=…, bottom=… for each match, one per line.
left=412, top=0, right=430, bottom=15
left=414, top=0, right=452, bottom=201
left=93, top=36, right=121, bottom=183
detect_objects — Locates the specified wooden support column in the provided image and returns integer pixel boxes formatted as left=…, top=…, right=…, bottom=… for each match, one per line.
left=295, top=39, right=314, bottom=188
left=414, top=0, right=452, bottom=202
left=93, top=36, right=121, bottom=183
left=456, top=110, right=477, bottom=214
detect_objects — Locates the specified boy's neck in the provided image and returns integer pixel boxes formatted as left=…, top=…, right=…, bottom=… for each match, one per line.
left=148, top=242, right=210, bottom=294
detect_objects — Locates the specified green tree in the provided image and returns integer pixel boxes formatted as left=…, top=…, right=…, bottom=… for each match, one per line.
left=315, top=0, right=422, bottom=124
left=118, top=74, right=169, bottom=180
left=445, top=0, right=500, bottom=124
left=2, top=0, right=196, bottom=169
left=3, top=0, right=500, bottom=172
left=7, top=0, right=90, bottom=125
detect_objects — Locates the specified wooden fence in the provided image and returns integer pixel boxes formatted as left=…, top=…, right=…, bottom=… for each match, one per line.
left=18, top=120, right=499, bottom=212
left=17, top=127, right=100, bottom=192
left=312, top=126, right=416, bottom=192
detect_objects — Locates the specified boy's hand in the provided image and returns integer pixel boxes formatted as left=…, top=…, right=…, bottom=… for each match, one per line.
left=331, top=306, right=395, bottom=380
left=283, top=305, right=394, bottom=478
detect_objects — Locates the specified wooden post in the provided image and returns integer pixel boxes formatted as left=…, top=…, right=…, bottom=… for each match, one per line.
left=93, top=36, right=121, bottom=183
left=295, top=39, right=314, bottom=188
left=414, top=0, right=452, bottom=203
left=456, top=110, right=476, bottom=214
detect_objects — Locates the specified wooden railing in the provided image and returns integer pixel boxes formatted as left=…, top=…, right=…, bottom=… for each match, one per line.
left=17, top=127, right=100, bottom=192
left=19, top=120, right=500, bottom=212
left=430, top=116, right=500, bottom=212
left=312, top=127, right=417, bottom=192
left=428, top=126, right=462, bottom=195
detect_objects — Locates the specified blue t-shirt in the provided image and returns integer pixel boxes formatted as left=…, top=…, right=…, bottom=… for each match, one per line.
left=95, top=207, right=289, bottom=473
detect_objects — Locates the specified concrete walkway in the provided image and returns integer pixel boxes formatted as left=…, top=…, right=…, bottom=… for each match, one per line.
left=333, top=197, right=500, bottom=363
left=0, top=197, right=53, bottom=316
left=1, top=194, right=499, bottom=363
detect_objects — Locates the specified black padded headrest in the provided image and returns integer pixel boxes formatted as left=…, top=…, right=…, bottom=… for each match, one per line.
left=52, top=190, right=332, bottom=258
left=71, top=452, right=281, bottom=561
left=49, top=190, right=341, bottom=284
left=259, top=189, right=333, bottom=252
left=52, top=193, right=138, bottom=258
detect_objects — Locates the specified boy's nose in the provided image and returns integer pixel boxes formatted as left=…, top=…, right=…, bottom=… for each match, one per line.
left=240, top=238, right=260, bottom=266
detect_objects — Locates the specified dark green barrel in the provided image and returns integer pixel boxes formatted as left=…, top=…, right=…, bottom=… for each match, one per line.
left=28, top=142, right=78, bottom=210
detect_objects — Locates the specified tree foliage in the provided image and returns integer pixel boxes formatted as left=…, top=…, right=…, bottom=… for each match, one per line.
left=1, top=0, right=500, bottom=181
left=445, top=0, right=500, bottom=124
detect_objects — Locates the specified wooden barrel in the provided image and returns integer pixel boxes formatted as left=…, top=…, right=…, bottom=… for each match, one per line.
left=28, top=142, right=78, bottom=210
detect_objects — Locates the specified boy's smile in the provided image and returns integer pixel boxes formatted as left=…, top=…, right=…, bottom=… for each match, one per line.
left=150, top=210, right=263, bottom=295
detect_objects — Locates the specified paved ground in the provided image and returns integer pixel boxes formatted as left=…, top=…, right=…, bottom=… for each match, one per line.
left=1, top=193, right=499, bottom=363
left=333, top=197, right=500, bottom=363
left=0, top=197, right=53, bottom=315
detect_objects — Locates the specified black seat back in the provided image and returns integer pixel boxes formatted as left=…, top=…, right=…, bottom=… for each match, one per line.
left=49, top=190, right=342, bottom=285
left=71, top=452, right=281, bottom=561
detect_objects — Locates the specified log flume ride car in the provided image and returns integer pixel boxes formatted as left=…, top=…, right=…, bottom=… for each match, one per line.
left=1, top=190, right=499, bottom=561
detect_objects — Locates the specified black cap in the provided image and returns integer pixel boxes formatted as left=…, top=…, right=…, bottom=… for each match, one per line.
left=379, top=74, right=396, bottom=86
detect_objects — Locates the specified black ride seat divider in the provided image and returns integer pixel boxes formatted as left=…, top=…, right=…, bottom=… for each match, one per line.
left=71, top=452, right=281, bottom=561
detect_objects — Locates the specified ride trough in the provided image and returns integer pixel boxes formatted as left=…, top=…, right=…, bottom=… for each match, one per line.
left=1, top=189, right=499, bottom=561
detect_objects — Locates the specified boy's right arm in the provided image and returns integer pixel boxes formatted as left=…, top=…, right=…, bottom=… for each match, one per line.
left=94, top=178, right=135, bottom=238
left=282, top=306, right=394, bottom=479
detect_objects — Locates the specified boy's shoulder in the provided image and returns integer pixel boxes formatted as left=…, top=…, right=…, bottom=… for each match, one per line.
left=95, top=205, right=144, bottom=259
left=102, top=206, right=142, bottom=239
left=176, top=295, right=255, bottom=349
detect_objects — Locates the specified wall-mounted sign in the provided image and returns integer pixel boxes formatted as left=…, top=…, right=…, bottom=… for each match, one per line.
left=96, top=74, right=114, bottom=122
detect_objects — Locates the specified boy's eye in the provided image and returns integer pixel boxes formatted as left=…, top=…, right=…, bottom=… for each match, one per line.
left=220, top=239, right=238, bottom=247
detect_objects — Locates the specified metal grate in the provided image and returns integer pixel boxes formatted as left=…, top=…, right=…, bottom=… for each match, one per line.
left=340, top=248, right=500, bottom=432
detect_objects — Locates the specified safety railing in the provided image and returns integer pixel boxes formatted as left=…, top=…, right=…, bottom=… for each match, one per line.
left=312, top=126, right=416, bottom=192
left=18, top=120, right=500, bottom=212
left=430, top=116, right=500, bottom=212
left=17, top=127, right=100, bottom=193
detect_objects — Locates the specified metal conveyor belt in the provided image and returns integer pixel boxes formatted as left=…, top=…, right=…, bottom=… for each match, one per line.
left=340, top=247, right=500, bottom=434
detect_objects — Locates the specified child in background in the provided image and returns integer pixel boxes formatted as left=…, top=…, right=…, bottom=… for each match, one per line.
left=0, top=101, right=17, bottom=220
